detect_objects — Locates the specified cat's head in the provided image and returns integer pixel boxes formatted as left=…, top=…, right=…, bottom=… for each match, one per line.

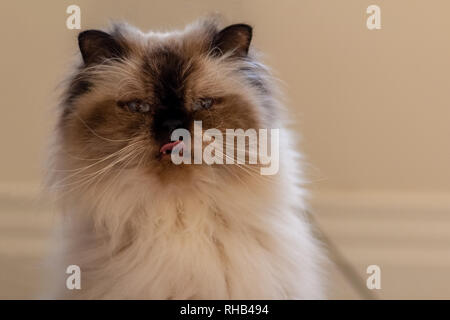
left=55, top=19, right=279, bottom=189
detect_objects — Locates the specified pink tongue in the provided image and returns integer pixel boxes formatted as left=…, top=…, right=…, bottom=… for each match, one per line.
left=160, top=140, right=182, bottom=154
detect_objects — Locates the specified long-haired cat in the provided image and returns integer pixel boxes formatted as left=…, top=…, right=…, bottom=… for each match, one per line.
left=45, top=17, right=325, bottom=299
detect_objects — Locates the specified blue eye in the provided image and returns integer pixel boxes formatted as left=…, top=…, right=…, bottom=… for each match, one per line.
left=194, top=98, right=214, bottom=110
left=117, top=99, right=151, bottom=113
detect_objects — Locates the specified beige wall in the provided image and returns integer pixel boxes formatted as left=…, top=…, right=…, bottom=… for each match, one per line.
left=1, top=0, right=450, bottom=194
left=244, top=0, right=450, bottom=192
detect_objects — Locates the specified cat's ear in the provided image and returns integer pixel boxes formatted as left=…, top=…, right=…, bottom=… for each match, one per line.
left=78, top=30, right=125, bottom=65
left=211, top=24, right=252, bottom=58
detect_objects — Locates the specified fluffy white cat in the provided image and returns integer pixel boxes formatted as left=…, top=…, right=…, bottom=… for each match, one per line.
left=45, top=18, right=325, bottom=299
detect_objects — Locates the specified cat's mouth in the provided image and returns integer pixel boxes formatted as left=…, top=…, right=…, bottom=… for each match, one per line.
left=159, top=140, right=184, bottom=158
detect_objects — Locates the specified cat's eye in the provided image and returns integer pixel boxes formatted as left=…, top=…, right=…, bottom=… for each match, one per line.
left=193, top=98, right=214, bottom=111
left=117, top=99, right=150, bottom=113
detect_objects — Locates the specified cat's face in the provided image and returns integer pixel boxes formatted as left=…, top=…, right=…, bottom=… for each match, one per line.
left=57, top=20, right=275, bottom=185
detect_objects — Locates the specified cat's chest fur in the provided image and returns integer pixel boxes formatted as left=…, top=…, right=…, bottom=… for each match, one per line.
left=56, top=166, right=323, bottom=299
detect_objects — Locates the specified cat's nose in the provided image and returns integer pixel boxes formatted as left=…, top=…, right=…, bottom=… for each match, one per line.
left=152, top=107, right=191, bottom=145
left=153, top=115, right=188, bottom=145
left=161, top=119, right=183, bottom=133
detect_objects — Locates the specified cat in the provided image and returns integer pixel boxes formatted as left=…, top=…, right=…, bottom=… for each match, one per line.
left=45, top=17, right=326, bottom=299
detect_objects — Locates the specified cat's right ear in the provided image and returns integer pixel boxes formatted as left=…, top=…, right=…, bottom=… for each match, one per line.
left=78, top=30, right=125, bottom=65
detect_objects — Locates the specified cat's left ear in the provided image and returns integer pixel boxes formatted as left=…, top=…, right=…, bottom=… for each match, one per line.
left=211, top=24, right=252, bottom=58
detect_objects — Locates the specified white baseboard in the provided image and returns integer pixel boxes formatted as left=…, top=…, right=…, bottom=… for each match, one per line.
left=313, top=190, right=450, bottom=266
left=312, top=190, right=450, bottom=299
left=1, top=183, right=449, bottom=298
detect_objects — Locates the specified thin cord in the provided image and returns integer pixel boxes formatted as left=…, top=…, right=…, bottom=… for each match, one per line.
left=306, top=210, right=379, bottom=300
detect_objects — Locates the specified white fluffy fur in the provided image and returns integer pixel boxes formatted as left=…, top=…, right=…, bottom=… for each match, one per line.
left=45, top=129, right=325, bottom=299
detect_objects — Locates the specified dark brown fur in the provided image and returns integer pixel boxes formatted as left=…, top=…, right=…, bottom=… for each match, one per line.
left=56, top=19, right=277, bottom=186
